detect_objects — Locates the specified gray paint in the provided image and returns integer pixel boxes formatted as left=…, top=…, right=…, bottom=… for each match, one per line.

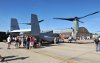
left=10, top=18, right=19, bottom=31
left=31, top=14, right=40, bottom=36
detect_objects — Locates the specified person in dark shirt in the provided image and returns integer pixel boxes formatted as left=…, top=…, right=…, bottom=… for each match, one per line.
left=26, top=36, right=30, bottom=49
left=94, top=38, right=100, bottom=52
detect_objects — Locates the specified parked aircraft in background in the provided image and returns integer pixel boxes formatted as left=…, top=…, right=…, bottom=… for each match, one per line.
left=54, top=11, right=100, bottom=39
left=10, top=14, right=55, bottom=42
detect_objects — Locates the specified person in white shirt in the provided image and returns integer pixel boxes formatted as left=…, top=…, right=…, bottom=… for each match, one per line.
left=7, top=35, right=11, bottom=49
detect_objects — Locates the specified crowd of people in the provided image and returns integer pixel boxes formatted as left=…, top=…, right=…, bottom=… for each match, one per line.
left=1, top=34, right=100, bottom=62
left=7, top=35, right=41, bottom=49
left=0, top=35, right=42, bottom=62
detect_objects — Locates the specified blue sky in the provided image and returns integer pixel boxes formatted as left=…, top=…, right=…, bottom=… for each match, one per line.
left=0, top=0, right=100, bottom=33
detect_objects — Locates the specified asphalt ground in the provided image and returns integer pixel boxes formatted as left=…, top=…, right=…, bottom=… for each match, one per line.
left=0, top=41, right=100, bottom=63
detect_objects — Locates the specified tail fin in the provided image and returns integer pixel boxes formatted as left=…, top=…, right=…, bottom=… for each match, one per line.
left=31, top=14, right=40, bottom=36
left=10, top=18, right=20, bottom=31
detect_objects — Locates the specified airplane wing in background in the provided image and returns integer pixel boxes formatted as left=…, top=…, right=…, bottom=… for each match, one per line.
left=10, top=29, right=31, bottom=32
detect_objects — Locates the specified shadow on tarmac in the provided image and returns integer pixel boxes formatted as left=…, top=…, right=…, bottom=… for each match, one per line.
left=66, top=41, right=94, bottom=44
left=0, top=48, right=2, bottom=49
left=3, top=55, right=29, bottom=62
left=76, top=42, right=94, bottom=44
left=4, top=55, right=17, bottom=58
left=41, top=42, right=61, bottom=47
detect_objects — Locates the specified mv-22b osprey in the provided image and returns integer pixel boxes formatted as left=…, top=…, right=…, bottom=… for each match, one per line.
left=54, top=11, right=100, bottom=39
left=10, top=14, right=55, bottom=43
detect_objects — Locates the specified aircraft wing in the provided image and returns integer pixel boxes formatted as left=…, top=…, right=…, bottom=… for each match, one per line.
left=19, top=23, right=31, bottom=25
left=10, top=29, right=31, bottom=32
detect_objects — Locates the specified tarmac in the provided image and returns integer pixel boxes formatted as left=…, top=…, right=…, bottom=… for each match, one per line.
left=0, top=41, right=100, bottom=63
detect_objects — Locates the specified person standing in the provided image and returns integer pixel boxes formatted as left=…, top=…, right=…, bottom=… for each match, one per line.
left=54, top=37, right=57, bottom=44
left=23, top=36, right=27, bottom=48
left=7, top=35, right=11, bottom=49
left=26, top=36, right=30, bottom=49
left=18, top=37, right=21, bottom=48
left=15, top=37, right=19, bottom=48
left=68, top=36, right=72, bottom=43
left=98, top=37, right=100, bottom=51
left=30, top=36, right=35, bottom=49
left=94, top=38, right=100, bottom=52
left=34, top=36, right=41, bottom=48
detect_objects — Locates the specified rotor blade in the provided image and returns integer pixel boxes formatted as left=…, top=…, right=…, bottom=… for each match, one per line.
left=79, top=11, right=100, bottom=19
left=39, top=20, right=44, bottom=23
left=19, top=23, right=31, bottom=25
left=66, top=28, right=73, bottom=29
left=78, top=21, right=84, bottom=23
left=19, top=20, right=44, bottom=25
left=53, top=18, right=75, bottom=21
